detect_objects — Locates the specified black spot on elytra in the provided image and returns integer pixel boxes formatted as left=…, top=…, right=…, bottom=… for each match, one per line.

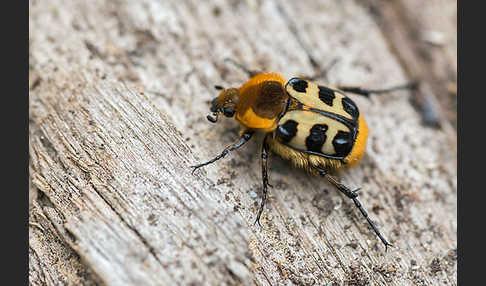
left=276, top=120, right=298, bottom=143
left=318, top=86, right=335, bottom=106
left=341, top=97, right=359, bottom=121
left=305, top=124, right=328, bottom=153
left=287, top=78, right=308, bottom=93
left=333, top=130, right=354, bottom=157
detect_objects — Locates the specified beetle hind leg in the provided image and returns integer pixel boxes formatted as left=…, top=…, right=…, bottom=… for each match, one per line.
left=314, top=166, right=392, bottom=251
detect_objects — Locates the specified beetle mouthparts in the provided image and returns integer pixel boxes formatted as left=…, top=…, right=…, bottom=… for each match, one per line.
left=207, top=112, right=219, bottom=123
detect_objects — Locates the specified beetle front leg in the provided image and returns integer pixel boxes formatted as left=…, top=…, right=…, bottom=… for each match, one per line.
left=191, top=130, right=254, bottom=174
left=255, top=137, right=271, bottom=227
left=314, top=167, right=392, bottom=251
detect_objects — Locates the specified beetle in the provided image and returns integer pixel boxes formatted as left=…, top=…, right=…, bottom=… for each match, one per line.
left=191, top=59, right=417, bottom=250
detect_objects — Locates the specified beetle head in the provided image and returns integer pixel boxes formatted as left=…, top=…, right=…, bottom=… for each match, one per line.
left=207, top=86, right=239, bottom=123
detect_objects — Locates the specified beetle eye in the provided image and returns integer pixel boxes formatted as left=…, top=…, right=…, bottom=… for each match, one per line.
left=209, top=98, right=219, bottom=113
left=223, top=107, right=235, bottom=117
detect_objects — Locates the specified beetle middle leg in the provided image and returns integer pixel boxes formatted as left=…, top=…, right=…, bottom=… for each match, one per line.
left=335, top=82, right=419, bottom=98
left=224, top=58, right=262, bottom=78
left=305, top=58, right=340, bottom=82
left=255, top=137, right=272, bottom=227
left=191, top=130, right=254, bottom=174
left=314, top=166, right=392, bottom=251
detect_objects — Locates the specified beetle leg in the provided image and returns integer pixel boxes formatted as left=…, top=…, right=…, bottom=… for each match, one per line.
left=191, top=130, right=254, bottom=174
left=335, top=82, right=419, bottom=98
left=305, top=58, right=340, bottom=82
left=224, top=58, right=261, bottom=78
left=255, top=137, right=271, bottom=227
left=314, top=167, right=392, bottom=251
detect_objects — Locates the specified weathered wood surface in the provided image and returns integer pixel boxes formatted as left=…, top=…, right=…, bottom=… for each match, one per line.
left=363, top=0, right=457, bottom=129
left=29, top=0, right=457, bottom=285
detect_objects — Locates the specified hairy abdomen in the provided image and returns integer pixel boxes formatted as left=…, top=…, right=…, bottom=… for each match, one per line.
left=266, top=135, right=345, bottom=176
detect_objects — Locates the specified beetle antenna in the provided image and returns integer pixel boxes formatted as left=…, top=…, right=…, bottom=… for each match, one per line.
left=214, top=85, right=224, bottom=90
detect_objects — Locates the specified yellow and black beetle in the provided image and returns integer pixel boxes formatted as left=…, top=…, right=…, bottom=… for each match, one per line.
left=192, top=59, right=416, bottom=250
